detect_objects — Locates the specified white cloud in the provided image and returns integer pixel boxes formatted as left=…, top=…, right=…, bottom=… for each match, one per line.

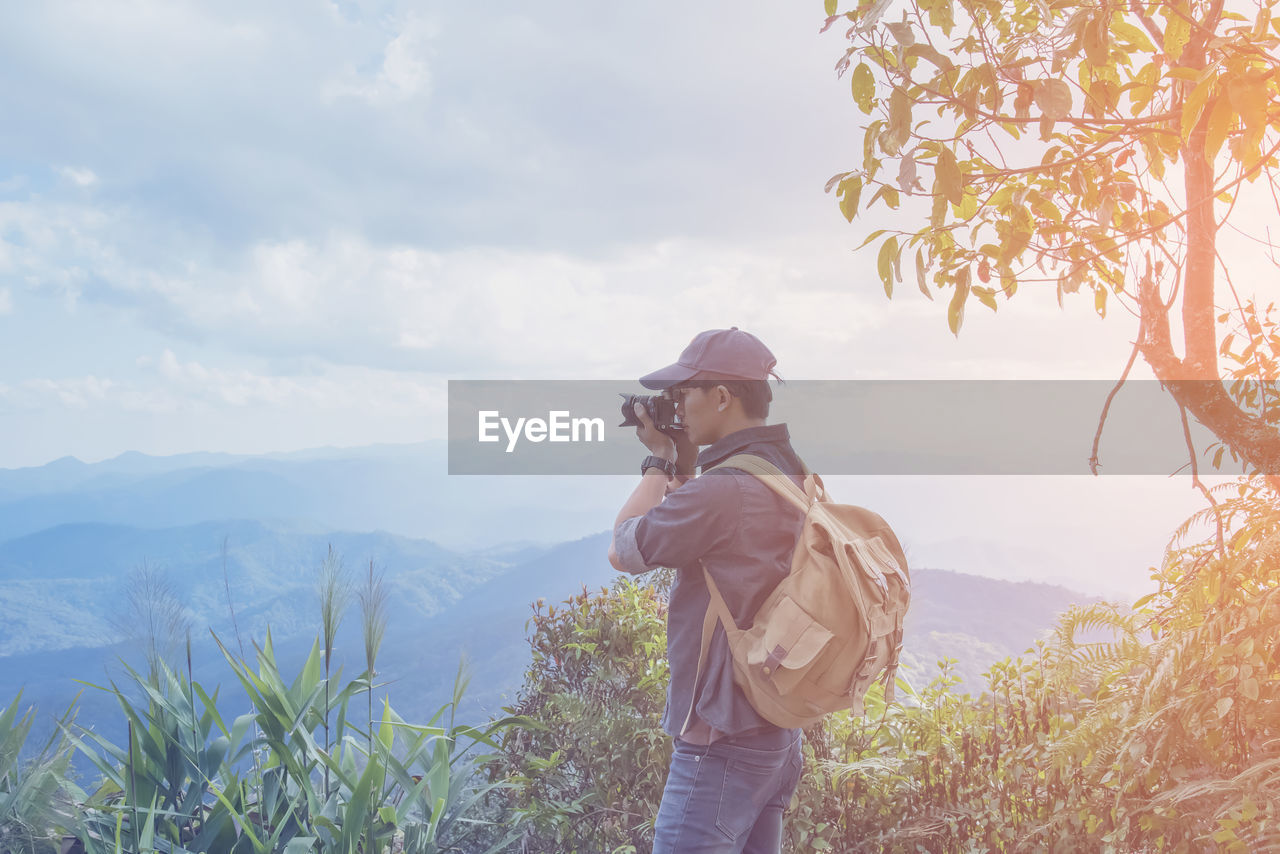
left=58, top=166, right=98, bottom=187
left=0, top=192, right=1154, bottom=382
left=0, top=287, right=10, bottom=315
left=139, top=348, right=437, bottom=412
left=324, top=16, right=435, bottom=104
left=18, top=375, right=114, bottom=408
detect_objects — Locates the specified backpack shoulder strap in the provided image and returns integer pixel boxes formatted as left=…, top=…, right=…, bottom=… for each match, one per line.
left=715, top=453, right=817, bottom=512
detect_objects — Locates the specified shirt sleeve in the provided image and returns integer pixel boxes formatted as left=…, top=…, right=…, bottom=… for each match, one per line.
left=632, top=471, right=742, bottom=569
left=613, top=515, right=658, bottom=574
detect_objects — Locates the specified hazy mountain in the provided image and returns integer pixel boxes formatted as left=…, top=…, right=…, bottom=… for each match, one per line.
left=900, top=568, right=1101, bottom=690
left=0, top=444, right=1116, bottom=776
left=0, top=443, right=629, bottom=550
left=1, top=517, right=1092, bottom=749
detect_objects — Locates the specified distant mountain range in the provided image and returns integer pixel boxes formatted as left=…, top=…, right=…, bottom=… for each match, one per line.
left=0, top=445, right=1102, bottom=771
left=0, top=441, right=629, bottom=550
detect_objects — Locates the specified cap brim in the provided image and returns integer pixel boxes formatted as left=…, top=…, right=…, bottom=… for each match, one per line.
left=638, top=362, right=699, bottom=390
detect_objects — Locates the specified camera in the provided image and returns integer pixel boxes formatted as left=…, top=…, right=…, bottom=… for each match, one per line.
left=618, top=393, right=683, bottom=434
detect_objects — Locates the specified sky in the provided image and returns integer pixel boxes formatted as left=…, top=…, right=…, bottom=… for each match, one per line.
left=0, top=0, right=1269, bottom=597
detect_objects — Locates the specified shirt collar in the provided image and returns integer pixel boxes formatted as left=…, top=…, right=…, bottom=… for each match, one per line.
left=697, top=423, right=791, bottom=471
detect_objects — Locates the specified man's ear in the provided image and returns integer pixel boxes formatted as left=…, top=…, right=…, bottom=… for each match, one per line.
left=714, top=385, right=732, bottom=413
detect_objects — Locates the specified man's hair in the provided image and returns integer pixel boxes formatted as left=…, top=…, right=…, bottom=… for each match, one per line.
left=685, top=379, right=774, bottom=419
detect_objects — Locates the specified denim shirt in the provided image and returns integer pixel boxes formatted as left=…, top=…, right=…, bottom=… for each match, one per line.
left=613, top=423, right=806, bottom=738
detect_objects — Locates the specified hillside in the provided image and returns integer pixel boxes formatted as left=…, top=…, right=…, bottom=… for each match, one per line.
left=2, top=519, right=1093, bottom=764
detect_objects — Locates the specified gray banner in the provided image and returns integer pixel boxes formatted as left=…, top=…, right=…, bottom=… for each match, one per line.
left=447, top=380, right=1273, bottom=475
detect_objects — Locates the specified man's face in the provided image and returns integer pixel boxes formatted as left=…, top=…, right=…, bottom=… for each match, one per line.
left=667, top=384, right=723, bottom=446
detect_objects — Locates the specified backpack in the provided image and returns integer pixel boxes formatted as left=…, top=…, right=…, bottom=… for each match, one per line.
left=681, top=453, right=911, bottom=732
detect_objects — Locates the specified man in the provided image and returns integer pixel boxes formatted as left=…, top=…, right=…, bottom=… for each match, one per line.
left=608, top=327, right=806, bottom=854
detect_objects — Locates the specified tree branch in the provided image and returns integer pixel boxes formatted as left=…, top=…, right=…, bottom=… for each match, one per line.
left=1091, top=340, right=1143, bottom=475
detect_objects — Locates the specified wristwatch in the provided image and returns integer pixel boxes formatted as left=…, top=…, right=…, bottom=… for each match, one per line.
left=641, top=455, right=677, bottom=478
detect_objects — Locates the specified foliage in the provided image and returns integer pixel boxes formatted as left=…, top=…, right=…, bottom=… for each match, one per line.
left=492, top=576, right=673, bottom=854
left=55, top=633, right=519, bottom=854
left=496, top=478, right=1277, bottom=852
left=822, top=0, right=1280, bottom=473
left=111, top=561, right=193, bottom=684
left=787, top=477, right=1280, bottom=853
left=0, top=693, right=79, bottom=854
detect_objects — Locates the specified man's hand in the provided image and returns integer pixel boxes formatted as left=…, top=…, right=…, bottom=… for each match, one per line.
left=632, top=402, right=676, bottom=461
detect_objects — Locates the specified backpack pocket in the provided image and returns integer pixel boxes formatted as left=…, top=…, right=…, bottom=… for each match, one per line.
left=748, top=595, right=836, bottom=694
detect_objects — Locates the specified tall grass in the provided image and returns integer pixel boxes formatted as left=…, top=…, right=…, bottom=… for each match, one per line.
left=3, top=543, right=521, bottom=853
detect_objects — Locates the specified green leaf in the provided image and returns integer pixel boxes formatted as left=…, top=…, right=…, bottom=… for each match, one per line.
left=1034, top=79, right=1072, bottom=119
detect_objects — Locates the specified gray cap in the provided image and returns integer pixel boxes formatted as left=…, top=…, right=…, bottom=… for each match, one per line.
left=639, top=327, right=777, bottom=390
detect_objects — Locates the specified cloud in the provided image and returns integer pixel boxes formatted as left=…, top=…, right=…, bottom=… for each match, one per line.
left=6, top=353, right=438, bottom=419
left=325, top=16, right=435, bottom=104
left=0, top=0, right=862, bottom=253
left=58, top=166, right=98, bottom=187
left=0, top=194, right=905, bottom=376
left=14, top=375, right=114, bottom=409
left=135, top=348, right=438, bottom=410
left=0, top=288, right=10, bottom=315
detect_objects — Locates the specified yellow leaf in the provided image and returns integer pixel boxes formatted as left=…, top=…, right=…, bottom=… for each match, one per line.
left=1110, top=18, right=1155, bottom=52
left=1205, top=96, right=1235, bottom=160
left=851, top=63, right=875, bottom=114
left=935, top=148, right=963, bottom=205
left=1163, top=11, right=1191, bottom=60
left=1228, top=76, right=1268, bottom=141
left=1180, top=74, right=1216, bottom=140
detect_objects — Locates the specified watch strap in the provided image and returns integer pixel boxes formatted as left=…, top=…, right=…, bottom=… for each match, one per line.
left=641, top=455, right=677, bottom=478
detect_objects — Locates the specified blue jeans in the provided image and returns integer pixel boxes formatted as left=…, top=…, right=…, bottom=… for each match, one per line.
left=652, top=731, right=803, bottom=854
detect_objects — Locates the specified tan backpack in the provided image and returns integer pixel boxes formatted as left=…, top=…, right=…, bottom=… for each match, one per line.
left=681, top=453, right=911, bottom=732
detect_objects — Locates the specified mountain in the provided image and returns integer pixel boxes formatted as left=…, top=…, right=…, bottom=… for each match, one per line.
left=1, top=518, right=1092, bottom=751
left=0, top=443, right=630, bottom=550
left=900, top=568, right=1101, bottom=691
left=0, top=444, right=1118, bottom=776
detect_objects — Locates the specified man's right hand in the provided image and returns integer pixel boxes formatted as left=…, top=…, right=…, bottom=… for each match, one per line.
left=633, top=402, right=677, bottom=462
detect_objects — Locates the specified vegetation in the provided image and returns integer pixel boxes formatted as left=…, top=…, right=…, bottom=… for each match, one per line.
left=491, top=577, right=673, bottom=854
left=491, top=478, right=1278, bottom=853
left=822, top=0, right=1280, bottom=477
left=0, top=548, right=519, bottom=854
left=4, top=483, right=1276, bottom=853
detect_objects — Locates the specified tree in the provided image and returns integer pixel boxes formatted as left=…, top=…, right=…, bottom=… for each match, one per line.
left=822, top=0, right=1280, bottom=480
